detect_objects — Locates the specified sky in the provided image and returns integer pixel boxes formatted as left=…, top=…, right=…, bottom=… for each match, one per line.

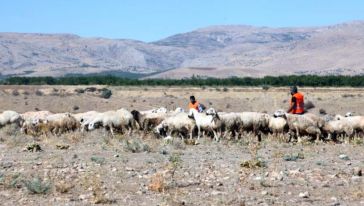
left=1, top=0, right=364, bottom=42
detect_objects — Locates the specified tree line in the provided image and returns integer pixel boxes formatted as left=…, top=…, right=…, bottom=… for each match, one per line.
left=2, top=75, right=364, bottom=87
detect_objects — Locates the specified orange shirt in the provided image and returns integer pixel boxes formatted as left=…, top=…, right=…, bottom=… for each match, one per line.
left=290, top=92, right=304, bottom=114
left=189, top=101, right=199, bottom=110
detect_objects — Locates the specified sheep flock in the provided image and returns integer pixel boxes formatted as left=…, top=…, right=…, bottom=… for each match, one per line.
left=1, top=107, right=363, bottom=143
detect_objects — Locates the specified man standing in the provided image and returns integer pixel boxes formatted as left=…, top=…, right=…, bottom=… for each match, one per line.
left=188, top=96, right=205, bottom=112
left=287, top=86, right=304, bottom=114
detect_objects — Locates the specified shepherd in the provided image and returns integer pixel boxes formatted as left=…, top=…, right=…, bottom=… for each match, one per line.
left=287, top=86, right=304, bottom=114
left=188, top=96, right=206, bottom=112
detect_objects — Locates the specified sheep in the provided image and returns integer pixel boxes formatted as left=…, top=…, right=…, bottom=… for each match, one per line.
left=322, top=119, right=354, bottom=140
left=140, top=107, right=168, bottom=115
left=172, top=107, right=185, bottom=113
left=237, top=112, right=270, bottom=141
left=154, top=107, right=168, bottom=113
left=335, top=115, right=364, bottom=135
left=217, top=112, right=242, bottom=140
left=20, top=111, right=53, bottom=134
left=88, top=108, right=135, bottom=136
left=274, top=110, right=323, bottom=142
left=73, top=111, right=100, bottom=132
left=155, top=112, right=195, bottom=139
left=338, top=113, right=364, bottom=137
left=189, top=108, right=222, bottom=141
left=268, top=115, right=288, bottom=135
left=131, top=110, right=168, bottom=132
left=0, top=110, right=23, bottom=127
left=21, top=111, right=53, bottom=122
left=43, top=113, right=80, bottom=135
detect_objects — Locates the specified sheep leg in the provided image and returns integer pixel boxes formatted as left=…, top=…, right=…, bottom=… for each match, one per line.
left=109, top=126, right=115, bottom=138
left=295, top=128, right=302, bottom=143
left=127, top=125, right=132, bottom=136
left=197, top=126, right=201, bottom=140
left=213, top=130, right=219, bottom=142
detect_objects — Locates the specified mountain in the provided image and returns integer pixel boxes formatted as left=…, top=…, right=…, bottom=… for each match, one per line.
left=1, top=21, right=364, bottom=78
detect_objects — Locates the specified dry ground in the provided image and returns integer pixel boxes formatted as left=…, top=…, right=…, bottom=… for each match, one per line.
left=0, top=86, right=363, bottom=205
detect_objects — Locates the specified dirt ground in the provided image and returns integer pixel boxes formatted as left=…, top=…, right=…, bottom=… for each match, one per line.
left=0, top=86, right=363, bottom=205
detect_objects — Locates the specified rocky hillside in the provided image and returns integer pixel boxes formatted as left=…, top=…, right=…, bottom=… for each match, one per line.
left=1, top=21, right=364, bottom=78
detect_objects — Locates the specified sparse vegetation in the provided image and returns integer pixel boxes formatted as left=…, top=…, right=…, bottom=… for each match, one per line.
left=123, top=139, right=150, bottom=153
left=91, top=156, right=106, bottom=165
left=282, top=152, right=305, bottom=161
left=74, top=88, right=85, bottom=94
left=240, top=143, right=266, bottom=169
left=148, top=173, right=165, bottom=193
left=99, top=88, right=112, bottom=99
left=262, top=85, right=270, bottom=90
left=25, top=143, right=42, bottom=152
left=342, top=93, right=355, bottom=98
left=55, top=180, right=74, bottom=193
left=319, top=108, right=327, bottom=115
left=24, top=177, right=51, bottom=194
left=12, top=90, right=20, bottom=96
left=0, top=86, right=363, bottom=205
left=35, top=90, right=43, bottom=96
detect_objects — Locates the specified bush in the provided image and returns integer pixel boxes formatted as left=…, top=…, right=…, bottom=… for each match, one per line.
left=74, top=88, right=85, bottom=94
left=24, top=177, right=51, bottom=194
left=85, top=87, right=97, bottom=92
left=99, top=88, right=112, bottom=99
left=91, top=156, right=106, bottom=165
left=35, top=90, right=43, bottom=96
left=223, top=87, right=229, bottom=92
left=304, top=101, right=315, bottom=111
left=319, top=108, right=326, bottom=115
left=123, top=139, right=150, bottom=153
left=342, top=94, right=355, bottom=98
left=12, top=90, right=20, bottom=96
left=262, top=85, right=270, bottom=90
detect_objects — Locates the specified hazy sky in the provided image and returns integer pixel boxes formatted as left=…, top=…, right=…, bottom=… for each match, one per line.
left=1, top=0, right=364, bottom=41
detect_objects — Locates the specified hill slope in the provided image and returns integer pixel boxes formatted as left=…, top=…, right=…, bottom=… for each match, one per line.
left=1, top=21, right=364, bottom=78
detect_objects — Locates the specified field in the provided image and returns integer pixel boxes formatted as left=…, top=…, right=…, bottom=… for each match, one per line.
left=0, top=85, right=363, bottom=205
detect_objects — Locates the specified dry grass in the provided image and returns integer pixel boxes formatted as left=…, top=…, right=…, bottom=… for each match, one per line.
left=148, top=173, right=165, bottom=193
left=81, top=173, right=115, bottom=204
left=55, top=180, right=74, bottom=193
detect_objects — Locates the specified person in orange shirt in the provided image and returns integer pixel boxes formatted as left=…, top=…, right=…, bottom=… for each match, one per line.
left=287, top=86, right=305, bottom=114
left=188, top=96, right=205, bottom=112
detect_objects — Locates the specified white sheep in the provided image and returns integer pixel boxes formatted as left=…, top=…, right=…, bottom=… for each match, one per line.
left=323, top=119, right=354, bottom=140
left=73, top=111, right=100, bottom=132
left=88, top=108, right=135, bottom=136
left=274, top=110, right=324, bottom=142
left=20, top=111, right=53, bottom=135
left=44, top=113, right=80, bottom=135
left=172, top=107, right=185, bottom=113
left=140, top=107, right=168, bottom=115
left=0, top=110, right=22, bottom=127
left=334, top=113, right=364, bottom=132
left=237, top=112, right=270, bottom=141
left=131, top=110, right=168, bottom=131
left=268, top=116, right=288, bottom=135
left=155, top=112, right=195, bottom=139
left=189, top=108, right=222, bottom=141
left=217, top=112, right=242, bottom=140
